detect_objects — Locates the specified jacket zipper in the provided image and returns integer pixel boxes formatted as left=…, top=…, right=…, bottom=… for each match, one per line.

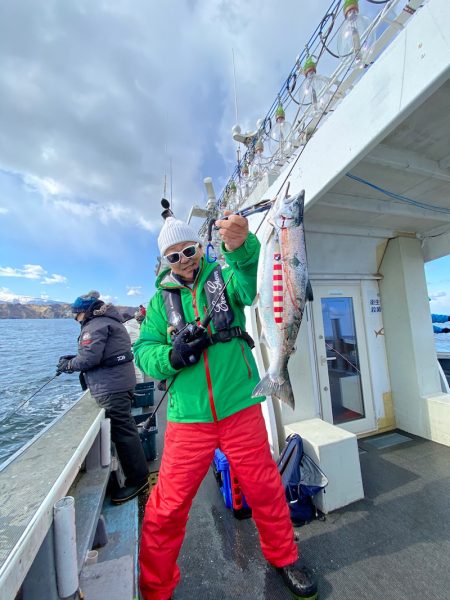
left=240, top=343, right=252, bottom=378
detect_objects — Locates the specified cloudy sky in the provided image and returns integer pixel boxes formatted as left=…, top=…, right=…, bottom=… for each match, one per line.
left=0, top=0, right=449, bottom=313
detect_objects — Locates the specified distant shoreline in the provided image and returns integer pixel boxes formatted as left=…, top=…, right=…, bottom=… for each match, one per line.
left=0, top=302, right=71, bottom=319
left=0, top=303, right=138, bottom=319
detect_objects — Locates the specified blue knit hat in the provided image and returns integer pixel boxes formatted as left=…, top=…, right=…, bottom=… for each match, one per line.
left=71, top=290, right=101, bottom=313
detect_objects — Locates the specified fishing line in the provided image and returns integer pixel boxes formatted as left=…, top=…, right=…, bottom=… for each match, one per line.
left=0, top=374, right=59, bottom=426
left=141, top=378, right=176, bottom=430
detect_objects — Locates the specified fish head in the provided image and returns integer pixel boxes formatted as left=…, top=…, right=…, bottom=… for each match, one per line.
left=272, top=189, right=305, bottom=229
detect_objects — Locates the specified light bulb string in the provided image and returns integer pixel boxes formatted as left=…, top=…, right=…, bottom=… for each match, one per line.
left=222, top=0, right=342, bottom=199
left=232, top=40, right=360, bottom=239
left=284, top=0, right=389, bottom=145
left=319, top=3, right=351, bottom=59
left=254, top=35, right=367, bottom=236
left=319, top=0, right=387, bottom=61
left=218, top=0, right=397, bottom=209
left=217, top=0, right=341, bottom=206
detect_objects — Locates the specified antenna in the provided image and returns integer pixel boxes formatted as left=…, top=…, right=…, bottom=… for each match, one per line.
left=170, top=157, right=173, bottom=206
left=232, top=48, right=242, bottom=184
left=232, top=48, right=239, bottom=124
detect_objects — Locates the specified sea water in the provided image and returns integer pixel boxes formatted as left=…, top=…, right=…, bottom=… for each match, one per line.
left=0, top=319, right=81, bottom=465
left=0, top=319, right=449, bottom=467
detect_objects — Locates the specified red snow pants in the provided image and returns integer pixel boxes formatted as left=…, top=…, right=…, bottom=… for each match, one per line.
left=139, top=403, right=298, bottom=600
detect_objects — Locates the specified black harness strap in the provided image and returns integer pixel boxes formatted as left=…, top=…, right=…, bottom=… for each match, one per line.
left=210, top=326, right=255, bottom=349
left=162, top=287, right=187, bottom=331
left=162, top=266, right=254, bottom=348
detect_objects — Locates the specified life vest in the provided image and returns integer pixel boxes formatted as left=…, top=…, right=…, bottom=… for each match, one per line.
left=162, top=265, right=254, bottom=348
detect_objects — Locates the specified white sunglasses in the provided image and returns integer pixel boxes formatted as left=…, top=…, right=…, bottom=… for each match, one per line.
left=165, top=243, right=200, bottom=264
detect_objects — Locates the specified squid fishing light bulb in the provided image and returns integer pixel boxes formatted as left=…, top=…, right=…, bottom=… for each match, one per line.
left=239, top=161, right=252, bottom=200
left=226, top=180, right=238, bottom=212
left=337, top=0, right=376, bottom=68
left=297, top=57, right=331, bottom=119
left=269, top=101, right=292, bottom=158
left=250, top=138, right=265, bottom=181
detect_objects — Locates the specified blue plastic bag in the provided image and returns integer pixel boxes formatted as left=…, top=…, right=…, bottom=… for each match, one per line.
left=277, top=434, right=328, bottom=525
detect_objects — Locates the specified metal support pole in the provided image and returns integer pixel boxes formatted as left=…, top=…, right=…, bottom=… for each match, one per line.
left=53, top=497, right=79, bottom=599
left=100, top=418, right=111, bottom=467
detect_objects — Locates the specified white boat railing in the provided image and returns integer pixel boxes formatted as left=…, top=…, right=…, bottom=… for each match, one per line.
left=0, top=391, right=108, bottom=600
left=437, top=355, right=450, bottom=394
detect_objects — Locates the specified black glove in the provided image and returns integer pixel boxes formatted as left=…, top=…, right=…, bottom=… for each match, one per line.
left=169, top=327, right=210, bottom=370
left=56, top=356, right=75, bottom=375
left=157, top=380, right=167, bottom=391
left=441, top=328, right=450, bottom=334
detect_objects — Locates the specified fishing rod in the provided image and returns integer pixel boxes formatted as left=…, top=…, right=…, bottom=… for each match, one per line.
left=0, top=374, right=59, bottom=426
left=141, top=270, right=235, bottom=431
left=206, top=197, right=274, bottom=244
left=174, top=269, right=235, bottom=344
left=206, top=183, right=291, bottom=260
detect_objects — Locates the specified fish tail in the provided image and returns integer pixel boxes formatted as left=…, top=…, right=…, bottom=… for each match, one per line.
left=252, top=371, right=295, bottom=409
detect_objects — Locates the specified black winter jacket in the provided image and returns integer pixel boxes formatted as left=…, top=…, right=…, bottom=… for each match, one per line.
left=70, top=301, right=136, bottom=397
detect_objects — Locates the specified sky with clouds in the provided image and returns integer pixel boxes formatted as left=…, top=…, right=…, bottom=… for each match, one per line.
left=0, top=0, right=449, bottom=312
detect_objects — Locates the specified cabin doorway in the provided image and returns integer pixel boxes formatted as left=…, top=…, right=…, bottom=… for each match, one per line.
left=311, top=284, right=376, bottom=435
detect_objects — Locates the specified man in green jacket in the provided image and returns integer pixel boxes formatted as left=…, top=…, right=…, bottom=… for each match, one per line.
left=135, top=213, right=318, bottom=600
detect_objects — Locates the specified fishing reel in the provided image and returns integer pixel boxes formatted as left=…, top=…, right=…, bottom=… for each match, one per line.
left=172, top=320, right=210, bottom=345
left=169, top=320, right=211, bottom=367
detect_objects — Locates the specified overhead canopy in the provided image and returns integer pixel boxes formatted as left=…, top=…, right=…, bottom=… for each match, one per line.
left=307, top=80, right=450, bottom=262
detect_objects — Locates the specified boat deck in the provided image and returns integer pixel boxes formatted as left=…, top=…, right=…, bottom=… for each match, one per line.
left=149, top=392, right=450, bottom=599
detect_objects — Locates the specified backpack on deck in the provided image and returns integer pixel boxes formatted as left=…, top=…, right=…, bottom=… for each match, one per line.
left=276, top=433, right=328, bottom=526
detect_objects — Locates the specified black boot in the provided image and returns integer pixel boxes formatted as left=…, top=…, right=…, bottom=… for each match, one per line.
left=111, top=479, right=149, bottom=505
left=277, top=558, right=318, bottom=599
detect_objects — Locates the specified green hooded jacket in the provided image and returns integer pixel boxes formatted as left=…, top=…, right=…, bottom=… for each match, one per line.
left=134, top=232, right=264, bottom=423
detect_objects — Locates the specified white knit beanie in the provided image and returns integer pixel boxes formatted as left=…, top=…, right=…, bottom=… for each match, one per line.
left=157, top=217, right=201, bottom=256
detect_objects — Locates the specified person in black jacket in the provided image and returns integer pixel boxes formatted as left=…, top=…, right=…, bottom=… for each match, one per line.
left=56, top=290, right=149, bottom=504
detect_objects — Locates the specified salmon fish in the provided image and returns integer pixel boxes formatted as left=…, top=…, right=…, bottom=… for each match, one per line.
left=252, top=190, right=313, bottom=408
